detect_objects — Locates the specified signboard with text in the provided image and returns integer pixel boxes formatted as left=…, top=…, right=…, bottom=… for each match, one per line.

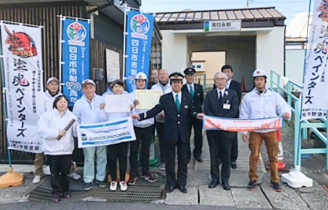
left=204, top=20, right=241, bottom=32
left=0, top=22, right=44, bottom=153
left=125, top=11, right=154, bottom=92
left=61, top=17, right=90, bottom=106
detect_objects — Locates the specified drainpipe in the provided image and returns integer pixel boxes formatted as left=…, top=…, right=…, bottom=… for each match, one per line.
left=284, top=24, right=286, bottom=77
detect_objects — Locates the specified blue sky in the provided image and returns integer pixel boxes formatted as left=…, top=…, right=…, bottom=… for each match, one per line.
left=140, top=0, right=313, bottom=26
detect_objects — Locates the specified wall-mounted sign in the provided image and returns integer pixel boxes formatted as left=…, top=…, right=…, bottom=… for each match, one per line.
left=204, top=20, right=241, bottom=32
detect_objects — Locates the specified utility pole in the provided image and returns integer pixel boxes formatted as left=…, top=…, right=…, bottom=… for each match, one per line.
left=246, top=0, right=251, bottom=8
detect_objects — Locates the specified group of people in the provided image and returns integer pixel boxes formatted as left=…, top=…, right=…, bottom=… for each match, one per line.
left=34, top=65, right=291, bottom=203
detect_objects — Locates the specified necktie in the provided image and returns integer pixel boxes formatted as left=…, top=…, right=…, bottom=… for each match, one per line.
left=219, top=91, right=223, bottom=105
left=175, top=94, right=180, bottom=112
left=189, top=85, right=194, bottom=98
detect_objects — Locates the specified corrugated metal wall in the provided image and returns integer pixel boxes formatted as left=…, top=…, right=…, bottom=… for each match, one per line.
left=0, top=2, right=86, bottom=163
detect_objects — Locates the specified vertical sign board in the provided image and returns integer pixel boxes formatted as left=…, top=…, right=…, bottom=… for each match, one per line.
left=302, top=0, right=328, bottom=119
left=125, top=11, right=154, bottom=92
left=0, top=23, right=44, bottom=153
left=62, top=18, right=90, bottom=106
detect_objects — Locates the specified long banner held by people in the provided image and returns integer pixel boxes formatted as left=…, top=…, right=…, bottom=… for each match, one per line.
left=77, top=117, right=136, bottom=148
left=204, top=115, right=283, bottom=132
left=301, top=0, right=328, bottom=120
left=125, top=11, right=154, bottom=92
left=0, top=22, right=44, bottom=153
left=61, top=17, right=90, bottom=106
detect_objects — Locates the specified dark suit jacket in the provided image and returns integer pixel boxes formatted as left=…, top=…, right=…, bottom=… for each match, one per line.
left=181, top=83, right=204, bottom=113
left=213, top=79, right=241, bottom=117
left=204, top=88, right=238, bottom=138
left=139, top=92, right=197, bottom=144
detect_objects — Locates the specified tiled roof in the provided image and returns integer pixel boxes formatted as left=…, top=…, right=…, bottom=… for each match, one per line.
left=155, top=7, right=285, bottom=23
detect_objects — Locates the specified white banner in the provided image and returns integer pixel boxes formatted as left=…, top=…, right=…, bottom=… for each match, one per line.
left=0, top=23, right=44, bottom=153
left=77, top=117, right=136, bottom=148
left=301, top=0, right=328, bottom=120
left=204, top=115, right=283, bottom=132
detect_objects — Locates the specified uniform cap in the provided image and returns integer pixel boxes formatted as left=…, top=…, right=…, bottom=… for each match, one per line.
left=252, top=69, right=267, bottom=78
left=169, top=72, right=184, bottom=80
left=46, top=77, right=59, bottom=85
left=82, top=79, right=96, bottom=86
left=183, top=67, right=196, bottom=75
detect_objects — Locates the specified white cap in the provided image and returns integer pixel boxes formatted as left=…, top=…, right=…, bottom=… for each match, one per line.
left=82, top=79, right=95, bottom=86
left=135, top=72, right=148, bottom=81
left=46, top=77, right=59, bottom=85
left=252, top=69, right=267, bottom=78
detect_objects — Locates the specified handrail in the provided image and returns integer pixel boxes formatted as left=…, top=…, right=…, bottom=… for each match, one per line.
left=270, top=70, right=328, bottom=169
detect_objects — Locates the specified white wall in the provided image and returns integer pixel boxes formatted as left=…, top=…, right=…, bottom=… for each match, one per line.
left=161, top=30, right=188, bottom=74
left=286, top=49, right=305, bottom=85
left=256, top=27, right=285, bottom=84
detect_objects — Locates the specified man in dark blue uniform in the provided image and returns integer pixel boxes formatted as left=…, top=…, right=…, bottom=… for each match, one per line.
left=132, top=72, right=203, bottom=194
left=182, top=67, right=204, bottom=163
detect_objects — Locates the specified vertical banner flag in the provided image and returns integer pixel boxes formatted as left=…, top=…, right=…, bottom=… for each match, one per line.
left=61, top=17, right=90, bottom=106
left=302, top=0, right=328, bottom=119
left=0, top=23, right=45, bottom=153
left=125, top=11, right=154, bottom=92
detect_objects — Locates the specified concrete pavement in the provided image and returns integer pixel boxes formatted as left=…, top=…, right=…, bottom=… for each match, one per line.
left=1, top=122, right=328, bottom=209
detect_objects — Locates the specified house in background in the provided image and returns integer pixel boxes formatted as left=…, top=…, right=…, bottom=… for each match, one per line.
left=154, top=7, right=286, bottom=90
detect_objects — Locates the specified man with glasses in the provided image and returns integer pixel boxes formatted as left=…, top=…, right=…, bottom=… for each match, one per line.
left=204, top=72, right=238, bottom=191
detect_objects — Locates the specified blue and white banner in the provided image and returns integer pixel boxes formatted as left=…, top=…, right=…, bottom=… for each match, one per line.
left=125, top=11, right=154, bottom=92
left=77, top=117, right=136, bottom=148
left=0, top=22, right=45, bottom=153
left=301, top=0, right=328, bottom=119
left=61, top=17, right=90, bottom=106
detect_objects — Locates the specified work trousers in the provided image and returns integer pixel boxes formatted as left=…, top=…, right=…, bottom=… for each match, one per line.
left=231, top=133, right=238, bottom=162
left=34, top=153, right=45, bottom=176
left=47, top=155, right=72, bottom=193
left=187, top=118, right=203, bottom=160
left=130, top=126, right=153, bottom=176
left=108, top=142, right=129, bottom=181
left=83, top=146, right=107, bottom=183
left=249, top=131, right=279, bottom=182
left=156, top=122, right=166, bottom=163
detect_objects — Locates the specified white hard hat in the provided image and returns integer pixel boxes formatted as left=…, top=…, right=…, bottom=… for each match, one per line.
left=252, top=69, right=267, bottom=78
left=135, top=72, right=148, bottom=81
left=47, top=77, right=59, bottom=85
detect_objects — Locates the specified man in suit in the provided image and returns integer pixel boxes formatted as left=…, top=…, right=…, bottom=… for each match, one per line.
left=182, top=67, right=204, bottom=163
left=132, top=72, right=203, bottom=193
left=221, top=65, right=242, bottom=169
left=204, top=72, right=238, bottom=190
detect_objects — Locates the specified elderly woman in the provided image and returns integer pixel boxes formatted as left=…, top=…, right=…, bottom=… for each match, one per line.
left=37, top=95, right=77, bottom=203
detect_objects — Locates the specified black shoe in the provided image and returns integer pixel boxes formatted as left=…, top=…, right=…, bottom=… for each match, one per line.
left=167, top=185, right=175, bottom=193
left=96, top=180, right=106, bottom=188
left=208, top=180, right=220, bottom=188
left=195, top=156, right=203, bottom=163
left=222, top=182, right=230, bottom=190
left=247, top=180, right=259, bottom=190
left=231, top=162, right=237, bottom=169
left=61, top=191, right=71, bottom=199
left=270, top=181, right=282, bottom=192
left=179, top=186, right=187, bottom=193
left=84, top=182, right=93, bottom=191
